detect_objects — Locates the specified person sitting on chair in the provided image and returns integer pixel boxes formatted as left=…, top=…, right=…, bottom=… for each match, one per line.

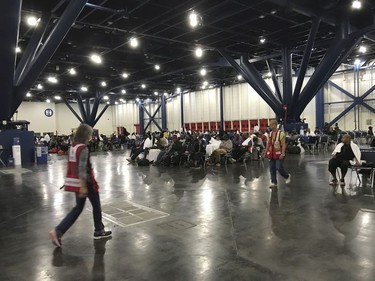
left=329, top=134, right=361, bottom=186
left=209, top=134, right=233, bottom=166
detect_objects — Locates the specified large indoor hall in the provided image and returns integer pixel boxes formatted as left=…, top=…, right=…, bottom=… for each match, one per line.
left=1, top=0, right=375, bottom=280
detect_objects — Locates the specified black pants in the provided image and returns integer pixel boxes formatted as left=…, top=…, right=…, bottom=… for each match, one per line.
left=328, top=158, right=350, bottom=178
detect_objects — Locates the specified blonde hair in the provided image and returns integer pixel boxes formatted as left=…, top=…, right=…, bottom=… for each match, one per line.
left=73, top=123, right=93, bottom=144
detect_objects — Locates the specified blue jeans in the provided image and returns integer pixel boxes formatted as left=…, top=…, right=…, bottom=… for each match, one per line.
left=269, top=159, right=289, bottom=184
left=56, top=184, right=104, bottom=236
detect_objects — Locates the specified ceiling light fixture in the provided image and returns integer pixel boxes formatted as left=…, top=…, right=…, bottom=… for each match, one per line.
left=177, top=87, right=181, bottom=93
left=101, top=81, right=107, bottom=87
left=237, top=75, right=243, bottom=80
left=200, top=68, right=207, bottom=76
left=155, top=64, right=160, bottom=70
left=122, top=72, right=129, bottom=78
left=37, top=84, right=43, bottom=89
left=130, top=37, right=139, bottom=48
left=16, top=47, right=21, bottom=53
left=260, top=37, right=266, bottom=44
left=354, top=59, right=362, bottom=67
left=164, top=92, right=168, bottom=97
left=90, top=54, right=102, bottom=64
left=352, top=0, right=362, bottom=9
left=203, top=81, right=208, bottom=86
left=115, top=101, right=119, bottom=105
left=189, top=11, right=199, bottom=28
left=46, top=99, right=51, bottom=103
left=54, top=95, right=61, bottom=100
left=359, top=45, right=367, bottom=53
left=141, top=84, right=146, bottom=89
left=27, top=16, right=39, bottom=26
left=47, top=76, right=58, bottom=84
left=26, top=92, right=32, bottom=97
left=121, top=89, right=126, bottom=94
left=81, top=86, right=88, bottom=92
left=103, top=95, right=109, bottom=101
left=136, top=98, right=140, bottom=102
left=69, top=68, right=76, bottom=75
left=195, top=47, right=203, bottom=58
left=154, top=91, right=159, bottom=96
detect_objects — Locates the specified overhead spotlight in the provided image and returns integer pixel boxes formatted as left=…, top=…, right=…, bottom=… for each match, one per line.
left=189, top=11, right=200, bottom=28
left=354, top=59, right=362, bottom=67
left=155, top=64, right=160, bottom=70
left=47, top=76, right=58, bottom=83
left=81, top=86, right=88, bottom=92
left=352, top=0, right=362, bottom=9
left=37, top=84, right=43, bottom=90
left=16, top=47, right=21, bottom=53
left=177, top=87, right=181, bottom=93
left=201, top=85, right=206, bottom=90
left=195, top=47, right=203, bottom=58
left=115, top=101, right=119, bottom=105
left=26, top=92, right=32, bottom=97
left=106, top=101, right=110, bottom=105
left=101, top=81, right=107, bottom=87
left=54, top=95, right=61, bottom=100
left=119, top=98, right=125, bottom=102
left=164, top=92, right=168, bottom=97
left=266, top=72, right=272, bottom=77
left=103, top=95, right=109, bottom=101
left=203, top=81, right=208, bottom=86
left=46, top=99, right=51, bottom=103
left=90, top=54, right=102, bottom=64
left=121, top=89, right=126, bottom=94
left=146, top=98, right=151, bottom=103
left=237, top=75, right=243, bottom=80
left=122, top=72, right=129, bottom=78
left=136, top=97, right=140, bottom=102
left=69, top=68, right=76, bottom=75
left=154, top=91, right=159, bottom=96
left=141, top=84, right=146, bottom=89
left=130, top=37, right=139, bottom=48
left=359, top=45, right=367, bottom=53
left=200, top=68, right=207, bottom=76
left=260, top=37, right=266, bottom=44
left=209, top=85, right=213, bottom=89
left=27, top=16, right=39, bottom=26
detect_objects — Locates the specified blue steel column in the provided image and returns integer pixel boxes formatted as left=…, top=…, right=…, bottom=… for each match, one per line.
left=161, top=94, right=167, bottom=130
left=139, top=101, right=145, bottom=135
left=282, top=47, right=293, bottom=116
left=13, top=0, right=88, bottom=114
left=180, top=91, right=184, bottom=131
left=219, top=84, right=224, bottom=130
left=0, top=0, right=21, bottom=121
left=315, top=88, right=324, bottom=129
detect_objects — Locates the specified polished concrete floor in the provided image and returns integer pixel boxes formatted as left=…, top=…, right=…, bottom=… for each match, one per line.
left=1, top=150, right=375, bottom=281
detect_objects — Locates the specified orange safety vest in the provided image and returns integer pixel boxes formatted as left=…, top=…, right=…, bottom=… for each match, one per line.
left=266, top=130, right=283, bottom=160
left=64, top=143, right=99, bottom=193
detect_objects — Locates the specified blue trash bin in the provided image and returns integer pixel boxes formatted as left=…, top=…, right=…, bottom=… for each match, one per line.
left=36, top=146, right=48, bottom=164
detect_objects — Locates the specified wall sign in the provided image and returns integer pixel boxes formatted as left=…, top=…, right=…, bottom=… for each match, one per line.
left=44, top=108, right=54, bottom=117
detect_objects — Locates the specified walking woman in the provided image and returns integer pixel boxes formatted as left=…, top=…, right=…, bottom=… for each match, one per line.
left=49, top=123, right=111, bottom=247
left=265, top=120, right=291, bottom=188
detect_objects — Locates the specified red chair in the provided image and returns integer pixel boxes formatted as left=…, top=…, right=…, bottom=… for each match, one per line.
left=225, top=121, right=232, bottom=131
left=241, top=120, right=249, bottom=132
left=190, top=123, right=197, bottom=131
left=210, top=122, right=217, bottom=131
left=203, top=122, right=209, bottom=132
left=232, top=120, right=240, bottom=131
left=197, top=122, right=203, bottom=132
left=260, top=119, right=268, bottom=132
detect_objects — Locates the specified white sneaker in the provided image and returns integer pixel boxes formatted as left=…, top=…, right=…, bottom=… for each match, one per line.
left=269, top=182, right=277, bottom=188
left=285, top=174, right=291, bottom=184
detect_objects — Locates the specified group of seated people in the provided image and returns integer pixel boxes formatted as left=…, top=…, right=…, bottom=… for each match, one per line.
left=126, top=130, right=267, bottom=168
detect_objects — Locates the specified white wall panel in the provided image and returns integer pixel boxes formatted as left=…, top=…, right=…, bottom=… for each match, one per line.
left=14, top=102, right=56, bottom=134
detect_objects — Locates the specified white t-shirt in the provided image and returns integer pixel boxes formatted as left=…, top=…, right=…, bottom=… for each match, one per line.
left=143, top=137, right=153, bottom=149
left=254, top=125, right=259, bottom=133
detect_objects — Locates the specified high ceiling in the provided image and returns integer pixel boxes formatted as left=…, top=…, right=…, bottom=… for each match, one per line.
left=19, top=0, right=375, bottom=103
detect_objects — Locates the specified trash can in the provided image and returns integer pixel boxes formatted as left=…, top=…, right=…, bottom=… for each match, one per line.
left=36, top=146, right=48, bottom=164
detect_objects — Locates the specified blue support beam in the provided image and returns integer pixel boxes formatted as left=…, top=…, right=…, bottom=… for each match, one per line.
left=218, top=49, right=282, bottom=116
left=315, top=88, right=324, bottom=129
left=93, top=103, right=110, bottom=127
left=296, top=33, right=362, bottom=117
left=76, top=94, right=88, bottom=123
left=143, top=104, right=162, bottom=132
left=85, top=98, right=91, bottom=121
left=139, top=102, right=145, bottom=135
left=327, top=80, right=356, bottom=99
left=219, top=84, right=224, bottom=130
left=0, top=0, right=21, bottom=121
left=266, top=59, right=282, bottom=102
left=161, top=94, right=167, bottom=130
left=282, top=47, right=293, bottom=109
left=180, top=91, right=184, bottom=131
left=63, top=99, right=84, bottom=124
left=15, top=14, right=50, bottom=86
left=90, top=90, right=102, bottom=126
left=12, top=0, right=88, bottom=115
left=293, top=17, right=320, bottom=103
